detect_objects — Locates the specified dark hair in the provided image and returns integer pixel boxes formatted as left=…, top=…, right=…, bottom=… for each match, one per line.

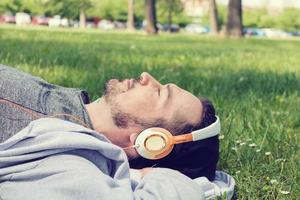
left=129, top=97, right=219, bottom=181
left=195, top=97, right=217, bottom=129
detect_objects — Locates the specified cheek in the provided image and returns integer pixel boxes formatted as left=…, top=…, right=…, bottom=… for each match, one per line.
left=117, top=91, right=157, bottom=115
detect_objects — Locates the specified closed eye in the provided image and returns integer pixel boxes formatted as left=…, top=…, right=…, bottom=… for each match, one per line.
left=157, top=88, right=160, bottom=96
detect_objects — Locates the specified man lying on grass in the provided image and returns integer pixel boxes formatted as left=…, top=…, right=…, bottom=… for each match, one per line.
left=0, top=64, right=220, bottom=200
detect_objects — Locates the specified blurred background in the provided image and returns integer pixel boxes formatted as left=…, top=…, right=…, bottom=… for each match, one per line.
left=0, top=0, right=300, bottom=38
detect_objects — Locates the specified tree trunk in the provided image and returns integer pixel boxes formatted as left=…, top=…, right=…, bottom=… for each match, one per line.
left=80, top=8, right=86, bottom=28
left=145, top=0, right=158, bottom=34
left=226, top=0, right=243, bottom=38
left=127, top=0, right=135, bottom=30
left=209, top=0, right=219, bottom=35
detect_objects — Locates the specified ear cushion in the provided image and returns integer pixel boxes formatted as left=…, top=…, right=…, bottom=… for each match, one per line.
left=134, top=128, right=174, bottom=160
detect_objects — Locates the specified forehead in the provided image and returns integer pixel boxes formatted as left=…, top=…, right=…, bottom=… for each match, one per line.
left=170, top=86, right=203, bottom=126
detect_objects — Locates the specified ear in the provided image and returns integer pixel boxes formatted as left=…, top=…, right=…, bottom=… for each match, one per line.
left=129, top=132, right=139, bottom=145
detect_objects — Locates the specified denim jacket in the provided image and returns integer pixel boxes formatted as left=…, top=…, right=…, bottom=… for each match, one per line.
left=0, top=64, right=93, bottom=143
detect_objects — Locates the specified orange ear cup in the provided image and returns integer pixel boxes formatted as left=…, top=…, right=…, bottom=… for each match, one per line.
left=146, top=128, right=174, bottom=159
left=134, top=127, right=195, bottom=160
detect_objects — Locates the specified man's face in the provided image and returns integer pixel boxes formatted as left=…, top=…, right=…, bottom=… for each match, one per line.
left=103, top=72, right=203, bottom=132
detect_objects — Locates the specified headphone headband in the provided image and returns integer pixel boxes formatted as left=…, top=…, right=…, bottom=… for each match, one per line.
left=134, top=115, right=221, bottom=160
left=191, top=116, right=220, bottom=141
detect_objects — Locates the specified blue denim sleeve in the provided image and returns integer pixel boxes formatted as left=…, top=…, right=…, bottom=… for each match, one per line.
left=0, top=64, right=92, bottom=143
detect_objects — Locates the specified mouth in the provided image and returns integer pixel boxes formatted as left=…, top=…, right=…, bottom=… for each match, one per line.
left=120, top=78, right=138, bottom=93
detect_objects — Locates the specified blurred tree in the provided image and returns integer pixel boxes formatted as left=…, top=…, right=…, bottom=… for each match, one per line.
left=243, top=8, right=266, bottom=28
left=157, top=0, right=183, bottom=32
left=79, top=0, right=92, bottom=27
left=0, top=0, right=45, bottom=15
left=209, top=0, right=219, bottom=35
left=226, top=0, right=243, bottom=38
left=46, top=0, right=92, bottom=27
left=127, top=0, right=135, bottom=30
left=21, top=0, right=45, bottom=15
left=0, top=0, right=22, bottom=14
left=145, top=0, right=158, bottom=34
left=276, top=8, right=300, bottom=32
left=88, top=0, right=128, bottom=22
left=243, top=8, right=300, bottom=32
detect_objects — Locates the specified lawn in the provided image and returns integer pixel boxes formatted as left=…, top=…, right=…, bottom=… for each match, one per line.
left=0, top=25, right=299, bottom=199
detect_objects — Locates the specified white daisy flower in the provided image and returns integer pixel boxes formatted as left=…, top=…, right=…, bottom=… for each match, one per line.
left=235, top=140, right=241, bottom=144
left=279, top=190, right=290, bottom=195
left=265, top=152, right=271, bottom=156
left=249, top=143, right=256, bottom=148
left=270, top=179, right=278, bottom=185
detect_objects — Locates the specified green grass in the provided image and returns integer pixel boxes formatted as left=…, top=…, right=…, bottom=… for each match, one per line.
left=0, top=25, right=299, bottom=199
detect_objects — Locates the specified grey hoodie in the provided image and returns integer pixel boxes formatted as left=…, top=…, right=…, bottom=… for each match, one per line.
left=0, top=118, right=205, bottom=200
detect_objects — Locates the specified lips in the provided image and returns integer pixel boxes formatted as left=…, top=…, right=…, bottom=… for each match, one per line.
left=123, top=79, right=135, bottom=92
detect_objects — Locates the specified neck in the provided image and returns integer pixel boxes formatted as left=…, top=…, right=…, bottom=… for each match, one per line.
left=84, top=97, right=141, bottom=160
left=85, top=97, right=115, bottom=135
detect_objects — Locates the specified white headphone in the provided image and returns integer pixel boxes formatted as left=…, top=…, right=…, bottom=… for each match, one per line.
left=134, top=116, right=221, bottom=160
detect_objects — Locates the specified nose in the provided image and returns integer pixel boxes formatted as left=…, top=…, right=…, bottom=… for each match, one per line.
left=140, top=72, right=162, bottom=88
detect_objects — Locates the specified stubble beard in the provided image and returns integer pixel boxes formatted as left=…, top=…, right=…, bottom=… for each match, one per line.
left=103, top=79, right=153, bottom=130
left=103, top=79, right=132, bottom=128
left=103, top=79, right=122, bottom=103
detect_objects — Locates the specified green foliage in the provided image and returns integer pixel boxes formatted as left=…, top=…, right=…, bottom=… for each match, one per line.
left=156, top=0, right=182, bottom=23
left=275, top=8, right=300, bottom=32
left=87, top=0, right=128, bottom=21
left=0, top=0, right=189, bottom=25
left=0, top=0, right=23, bottom=14
left=88, top=0, right=189, bottom=25
left=243, top=8, right=266, bottom=27
left=21, top=0, right=44, bottom=15
left=201, top=6, right=300, bottom=32
left=0, top=0, right=45, bottom=15
left=0, top=0, right=93, bottom=19
left=156, top=0, right=192, bottom=26
left=0, top=26, right=300, bottom=199
left=45, top=0, right=92, bottom=19
left=259, top=14, right=276, bottom=28
left=243, top=8, right=300, bottom=32
left=169, top=13, right=191, bottom=27
left=133, top=0, right=145, bottom=24
left=216, top=5, right=227, bottom=27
